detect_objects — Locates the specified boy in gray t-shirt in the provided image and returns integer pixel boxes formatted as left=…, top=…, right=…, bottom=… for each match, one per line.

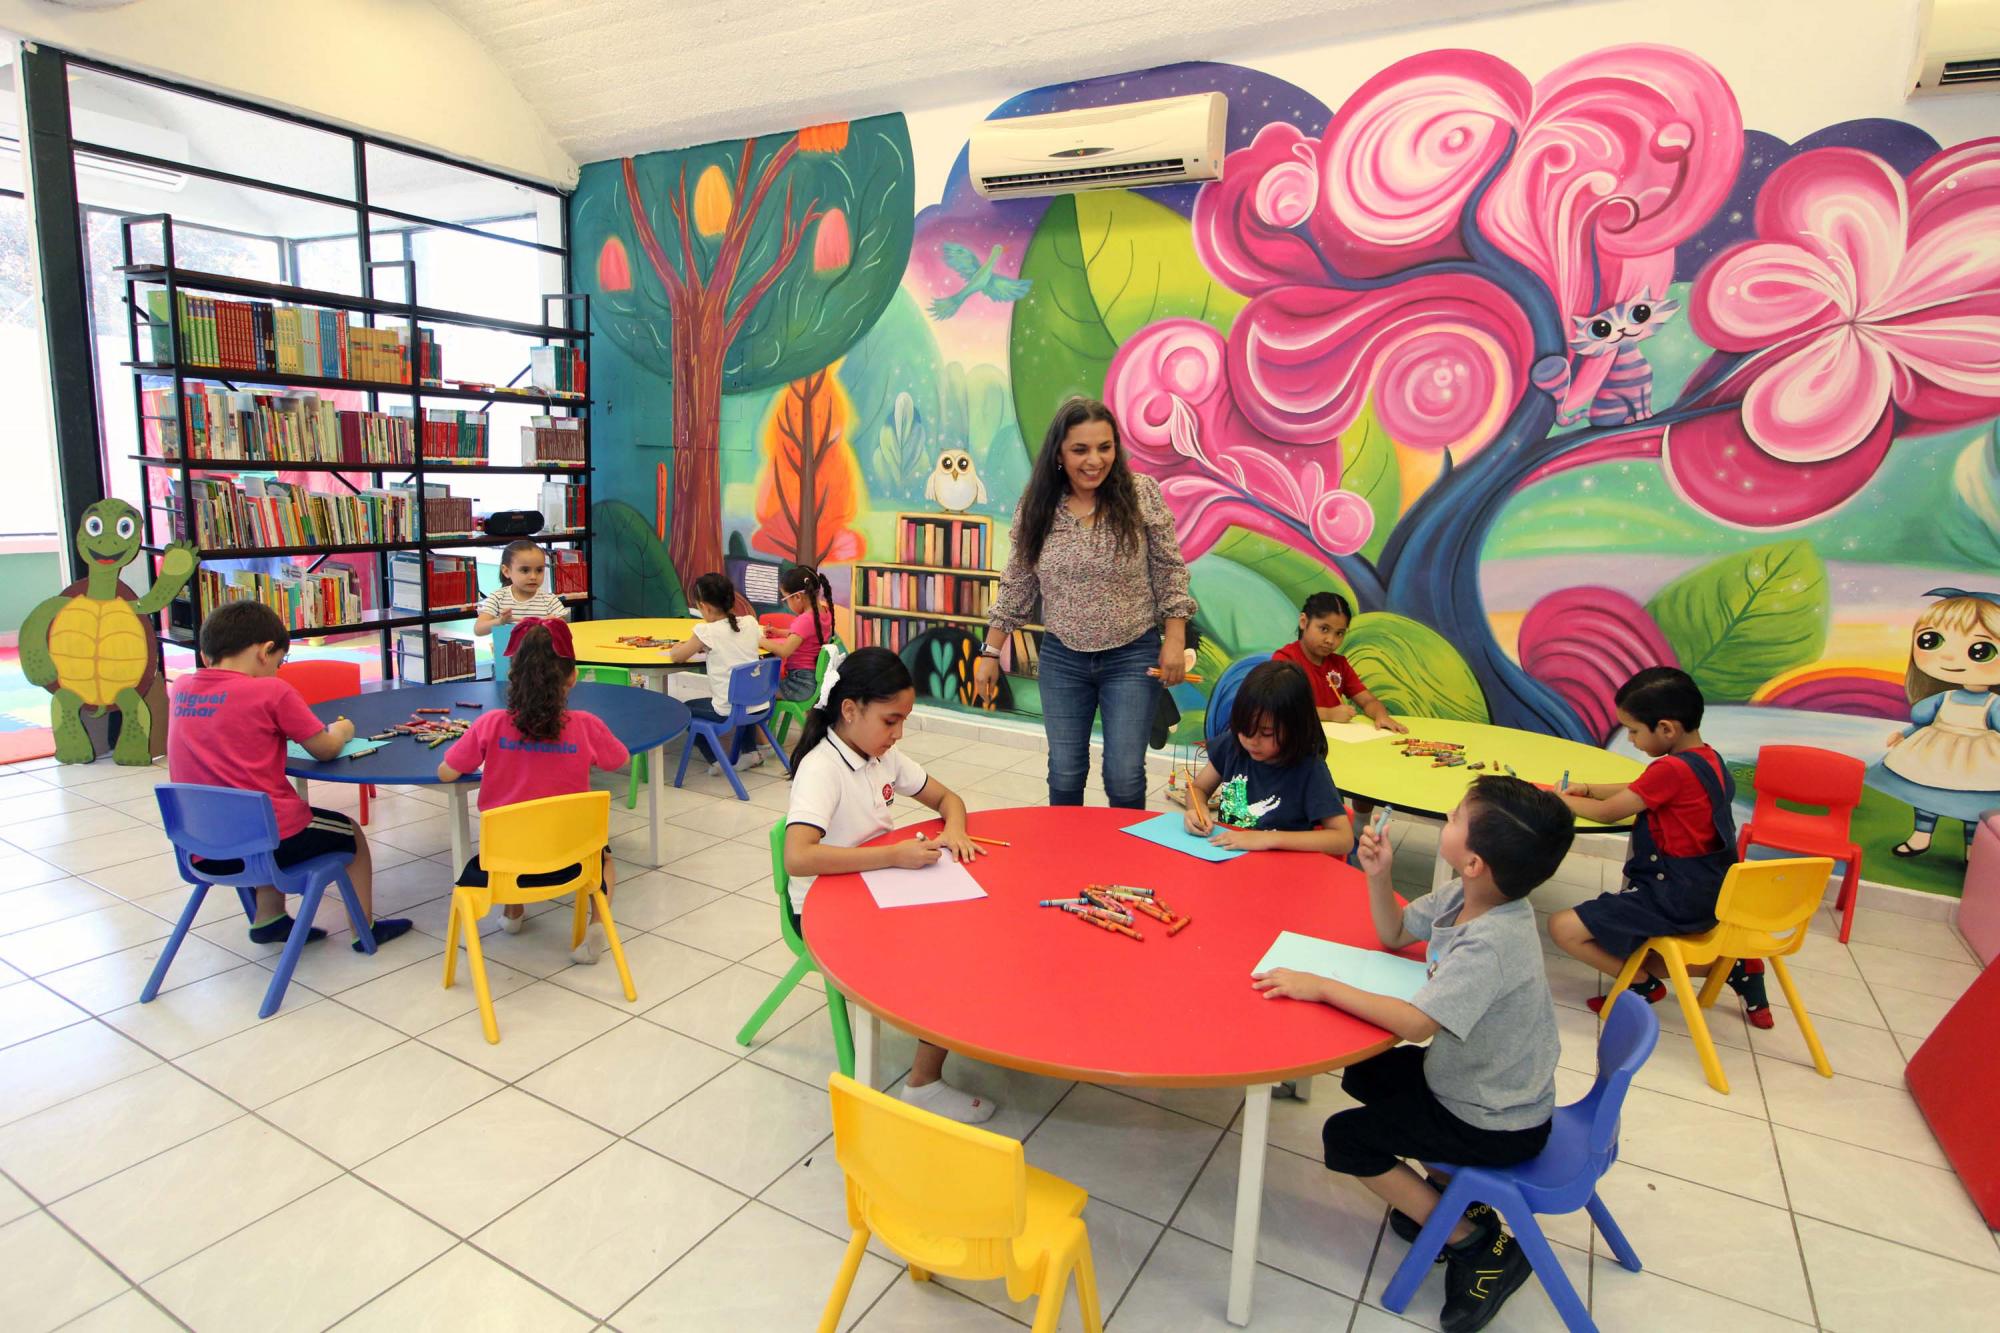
left=1253, top=776, right=1575, bottom=1333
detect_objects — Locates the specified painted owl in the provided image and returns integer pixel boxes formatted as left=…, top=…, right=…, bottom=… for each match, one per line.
left=924, top=449, right=987, bottom=513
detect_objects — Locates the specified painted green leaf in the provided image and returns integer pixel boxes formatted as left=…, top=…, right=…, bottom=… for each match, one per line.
left=591, top=500, right=686, bottom=616
left=1187, top=553, right=1301, bottom=659
left=1009, top=195, right=1118, bottom=454
left=1205, top=527, right=1355, bottom=615
left=1342, top=613, right=1490, bottom=723
left=1192, top=635, right=1233, bottom=701
left=1339, top=405, right=1401, bottom=565
left=1072, top=190, right=1248, bottom=345
left=1644, top=540, right=1829, bottom=702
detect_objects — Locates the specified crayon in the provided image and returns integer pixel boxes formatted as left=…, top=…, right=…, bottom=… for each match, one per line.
left=1167, top=916, right=1192, bottom=936
left=369, top=731, right=397, bottom=741
left=414, top=708, right=451, bottom=715
left=1088, top=883, right=1156, bottom=898
left=1064, top=904, right=1134, bottom=926
left=1559, top=770, right=1570, bottom=794
left=1071, top=911, right=1142, bottom=941
left=1039, top=898, right=1089, bottom=907
left=1146, top=668, right=1205, bottom=682
left=968, top=836, right=1011, bottom=847
left=455, top=700, right=482, bottom=708
left=1369, top=805, right=1392, bottom=838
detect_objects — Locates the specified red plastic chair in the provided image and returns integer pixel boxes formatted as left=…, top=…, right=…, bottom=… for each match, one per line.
left=1736, top=745, right=1865, bottom=943
left=277, top=659, right=374, bottom=825
left=759, top=611, right=793, bottom=633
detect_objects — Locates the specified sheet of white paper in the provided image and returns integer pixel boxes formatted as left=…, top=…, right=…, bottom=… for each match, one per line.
left=1321, top=722, right=1396, bottom=745
left=1253, top=930, right=1429, bottom=1002
left=861, top=855, right=989, bottom=909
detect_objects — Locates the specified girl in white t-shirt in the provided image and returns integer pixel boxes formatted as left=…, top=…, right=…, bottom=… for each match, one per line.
left=784, top=646, right=999, bottom=1124
left=667, top=572, right=771, bottom=773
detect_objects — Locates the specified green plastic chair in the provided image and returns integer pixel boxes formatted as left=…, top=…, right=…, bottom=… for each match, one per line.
left=576, top=664, right=650, bottom=809
left=771, top=640, right=845, bottom=745
left=736, top=821, right=855, bottom=1076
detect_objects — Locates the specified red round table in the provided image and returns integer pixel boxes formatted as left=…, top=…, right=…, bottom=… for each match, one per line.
left=804, top=805, right=1420, bottom=1326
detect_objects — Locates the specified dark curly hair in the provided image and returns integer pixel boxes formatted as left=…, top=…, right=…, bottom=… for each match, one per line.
left=506, top=622, right=574, bottom=742
left=1015, top=396, right=1143, bottom=564
left=690, top=571, right=741, bottom=632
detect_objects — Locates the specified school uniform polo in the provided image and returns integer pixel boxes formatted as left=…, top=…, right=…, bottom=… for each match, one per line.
left=784, top=732, right=930, bottom=911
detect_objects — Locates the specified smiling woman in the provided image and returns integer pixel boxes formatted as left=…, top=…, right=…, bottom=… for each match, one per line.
left=974, top=396, right=1197, bottom=808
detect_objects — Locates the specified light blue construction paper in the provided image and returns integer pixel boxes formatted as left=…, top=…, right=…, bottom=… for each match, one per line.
left=1118, top=811, right=1247, bottom=862
left=288, top=737, right=388, bottom=763
left=1253, top=930, right=1428, bottom=1002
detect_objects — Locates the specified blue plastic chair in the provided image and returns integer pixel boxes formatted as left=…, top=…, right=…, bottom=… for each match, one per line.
left=143, top=783, right=377, bottom=1019
left=676, top=656, right=791, bottom=801
left=1381, top=999, right=1659, bottom=1333
left=1205, top=652, right=1272, bottom=744
left=490, top=622, right=514, bottom=683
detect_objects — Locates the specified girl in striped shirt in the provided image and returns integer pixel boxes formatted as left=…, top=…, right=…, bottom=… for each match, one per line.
left=475, top=540, right=570, bottom=635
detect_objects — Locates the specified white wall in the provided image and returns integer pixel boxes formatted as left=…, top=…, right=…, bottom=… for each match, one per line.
left=0, top=0, right=575, bottom=187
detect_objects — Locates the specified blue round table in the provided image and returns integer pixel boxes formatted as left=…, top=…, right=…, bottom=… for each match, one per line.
left=286, top=681, right=690, bottom=868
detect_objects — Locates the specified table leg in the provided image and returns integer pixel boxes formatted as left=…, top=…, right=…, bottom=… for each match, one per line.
left=1227, top=1083, right=1273, bottom=1326
left=293, top=777, right=309, bottom=802
left=853, top=1008, right=881, bottom=1090
left=648, top=743, right=664, bottom=867
left=448, top=785, right=472, bottom=874
left=1431, top=842, right=1456, bottom=891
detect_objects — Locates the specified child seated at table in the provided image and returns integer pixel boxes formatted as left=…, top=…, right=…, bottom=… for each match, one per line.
left=167, top=601, right=411, bottom=952
left=1548, top=666, right=1770, bottom=1024
left=783, top=646, right=998, bottom=1124
left=1270, top=591, right=1408, bottom=731
left=666, top=571, right=769, bottom=774
left=761, top=564, right=837, bottom=701
left=1183, top=659, right=1354, bottom=855
left=474, top=540, right=570, bottom=636
left=1252, top=775, right=1573, bottom=1333
left=436, top=618, right=628, bottom=964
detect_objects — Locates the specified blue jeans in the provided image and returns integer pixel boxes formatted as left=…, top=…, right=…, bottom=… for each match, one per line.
left=1037, top=629, right=1160, bottom=809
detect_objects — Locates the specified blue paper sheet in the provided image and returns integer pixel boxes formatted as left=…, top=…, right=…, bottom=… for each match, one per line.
left=1118, top=810, right=1247, bottom=862
left=288, top=737, right=388, bottom=763
left=1253, top=930, right=1429, bottom=1002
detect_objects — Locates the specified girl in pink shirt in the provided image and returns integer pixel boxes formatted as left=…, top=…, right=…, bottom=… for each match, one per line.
left=437, top=617, right=628, bottom=964
left=761, top=564, right=836, bottom=701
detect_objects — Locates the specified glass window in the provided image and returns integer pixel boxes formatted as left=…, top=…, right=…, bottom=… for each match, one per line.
left=364, top=143, right=560, bottom=244
left=370, top=214, right=562, bottom=325
left=0, top=193, right=60, bottom=537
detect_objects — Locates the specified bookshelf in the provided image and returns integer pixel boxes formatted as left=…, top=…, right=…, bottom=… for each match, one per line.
left=119, top=214, right=592, bottom=684
left=852, top=513, right=1043, bottom=677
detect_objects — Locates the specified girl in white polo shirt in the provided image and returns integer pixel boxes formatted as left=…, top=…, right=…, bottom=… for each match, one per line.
left=784, top=646, right=998, bottom=1124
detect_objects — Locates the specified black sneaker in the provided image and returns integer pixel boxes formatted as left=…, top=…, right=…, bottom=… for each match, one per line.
left=1441, top=1216, right=1534, bottom=1333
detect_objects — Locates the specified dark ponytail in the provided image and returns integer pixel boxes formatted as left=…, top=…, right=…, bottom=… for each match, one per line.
left=691, top=572, right=741, bottom=632
left=789, top=646, right=913, bottom=773
left=1299, top=591, right=1353, bottom=633
left=780, top=564, right=835, bottom=651
left=507, top=623, right=574, bottom=742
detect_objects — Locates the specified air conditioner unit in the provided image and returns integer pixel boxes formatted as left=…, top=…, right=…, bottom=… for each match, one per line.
left=1909, top=0, right=2000, bottom=97
left=969, top=93, right=1228, bottom=199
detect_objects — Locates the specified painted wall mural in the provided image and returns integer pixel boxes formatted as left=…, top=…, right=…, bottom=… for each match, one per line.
left=572, top=52, right=2000, bottom=894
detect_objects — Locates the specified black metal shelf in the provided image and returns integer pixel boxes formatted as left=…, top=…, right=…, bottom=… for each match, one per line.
left=126, top=362, right=587, bottom=409
left=117, top=263, right=589, bottom=340
left=130, top=454, right=587, bottom=477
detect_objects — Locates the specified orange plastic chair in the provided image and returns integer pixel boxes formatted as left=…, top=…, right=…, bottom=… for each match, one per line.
left=1737, top=745, right=1865, bottom=942
left=820, top=1073, right=1103, bottom=1333
left=1602, top=855, right=1835, bottom=1095
left=442, top=791, right=634, bottom=1043
left=277, top=659, right=375, bottom=825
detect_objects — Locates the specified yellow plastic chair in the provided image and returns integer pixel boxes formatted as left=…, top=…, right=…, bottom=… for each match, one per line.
left=819, top=1073, right=1103, bottom=1333
left=1602, top=855, right=1835, bottom=1095
left=442, top=791, right=635, bottom=1043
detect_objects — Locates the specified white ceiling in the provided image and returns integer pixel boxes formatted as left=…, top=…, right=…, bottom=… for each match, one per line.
left=432, top=0, right=1570, bottom=161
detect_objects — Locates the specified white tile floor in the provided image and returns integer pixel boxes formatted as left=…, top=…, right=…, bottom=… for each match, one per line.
left=0, top=727, right=1995, bottom=1332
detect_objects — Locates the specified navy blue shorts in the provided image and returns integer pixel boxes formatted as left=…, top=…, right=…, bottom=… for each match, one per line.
left=1571, top=878, right=1719, bottom=960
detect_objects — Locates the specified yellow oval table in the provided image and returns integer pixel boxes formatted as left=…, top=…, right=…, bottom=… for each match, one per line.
left=567, top=617, right=705, bottom=668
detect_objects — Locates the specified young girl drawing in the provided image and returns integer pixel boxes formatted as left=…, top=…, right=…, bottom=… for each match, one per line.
left=784, top=646, right=999, bottom=1123
left=437, top=618, right=628, bottom=964
left=1270, top=592, right=1408, bottom=731
left=667, top=572, right=769, bottom=773
left=762, top=565, right=837, bottom=701
left=1873, top=589, right=2000, bottom=859
left=474, top=540, right=569, bottom=635
left=1183, top=660, right=1355, bottom=855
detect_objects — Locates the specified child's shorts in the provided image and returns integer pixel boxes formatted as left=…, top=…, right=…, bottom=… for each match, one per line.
left=778, top=668, right=818, bottom=702
left=193, top=808, right=359, bottom=876
left=1571, top=878, right=1719, bottom=960
left=1321, top=1046, right=1550, bottom=1178
left=455, top=848, right=610, bottom=889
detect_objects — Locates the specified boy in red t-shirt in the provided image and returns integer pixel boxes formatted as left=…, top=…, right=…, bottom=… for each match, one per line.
left=166, top=602, right=411, bottom=952
left=1269, top=592, right=1408, bottom=732
left=1548, top=667, right=1770, bottom=1025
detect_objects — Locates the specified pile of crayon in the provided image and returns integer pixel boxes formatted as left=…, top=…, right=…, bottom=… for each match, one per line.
left=1393, top=737, right=1470, bottom=768
left=617, top=634, right=672, bottom=649
left=1036, top=884, right=1192, bottom=941
left=368, top=702, right=482, bottom=749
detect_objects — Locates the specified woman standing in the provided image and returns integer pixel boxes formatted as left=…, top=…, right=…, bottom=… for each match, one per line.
left=973, top=397, right=1196, bottom=808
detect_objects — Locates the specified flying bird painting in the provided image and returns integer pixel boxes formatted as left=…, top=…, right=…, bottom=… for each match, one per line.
left=929, top=243, right=1033, bottom=319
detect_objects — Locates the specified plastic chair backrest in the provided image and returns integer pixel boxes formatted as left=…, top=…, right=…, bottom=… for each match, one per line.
left=490, top=623, right=514, bottom=683
left=1582, top=995, right=1658, bottom=1158
left=578, top=665, right=632, bottom=686
left=723, top=657, right=782, bottom=725
left=155, top=783, right=282, bottom=881
left=1713, top=855, right=1835, bottom=938
left=1750, top=745, right=1863, bottom=834
left=478, top=791, right=611, bottom=879
left=1205, top=652, right=1272, bottom=744
left=829, top=1072, right=1027, bottom=1263
left=277, top=659, right=360, bottom=706
left=769, top=821, right=807, bottom=950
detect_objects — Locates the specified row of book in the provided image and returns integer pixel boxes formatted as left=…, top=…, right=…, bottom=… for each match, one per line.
left=144, top=291, right=441, bottom=384
left=424, top=493, right=476, bottom=537
left=528, top=345, right=586, bottom=397
left=851, top=613, right=1040, bottom=677
left=550, top=547, right=588, bottom=596
left=168, top=476, right=416, bottom=551
left=539, top=480, right=588, bottom=530
left=858, top=568, right=994, bottom=617
left=397, top=629, right=475, bottom=684
left=417, top=409, right=489, bottom=461
left=143, top=387, right=416, bottom=465
left=193, top=562, right=366, bottom=630
left=897, top=515, right=991, bottom=569
left=389, top=552, right=479, bottom=612
left=522, top=418, right=585, bottom=463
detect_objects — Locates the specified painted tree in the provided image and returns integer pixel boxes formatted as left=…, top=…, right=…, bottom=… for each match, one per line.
left=752, top=366, right=866, bottom=566
left=573, top=115, right=914, bottom=579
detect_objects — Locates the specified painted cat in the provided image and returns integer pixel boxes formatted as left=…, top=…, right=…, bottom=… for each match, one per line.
left=1531, top=290, right=1681, bottom=428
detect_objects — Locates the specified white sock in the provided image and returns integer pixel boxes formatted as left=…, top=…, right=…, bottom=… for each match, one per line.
left=501, top=909, right=524, bottom=934
left=571, top=921, right=606, bottom=965
left=736, top=749, right=765, bottom=770
left=900, top=1078, right=998, bottom=1124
